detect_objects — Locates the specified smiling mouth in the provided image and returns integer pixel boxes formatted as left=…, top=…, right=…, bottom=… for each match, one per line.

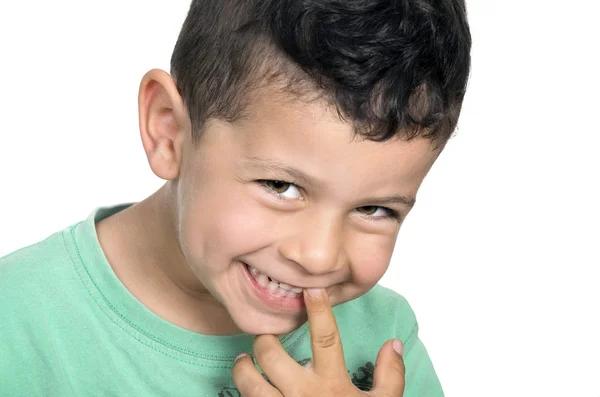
left=244, top=263, right=304, bottom=299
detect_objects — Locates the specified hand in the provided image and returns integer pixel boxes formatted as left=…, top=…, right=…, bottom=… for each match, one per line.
left=232, top=288, right=406, bottom=397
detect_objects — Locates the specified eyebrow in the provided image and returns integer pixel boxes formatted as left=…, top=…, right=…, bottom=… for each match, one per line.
left=242, top=156, right=325, bottom=188
left=361, top=195, right=416, bottom=209
left=242, top=156, right=416, bottom=209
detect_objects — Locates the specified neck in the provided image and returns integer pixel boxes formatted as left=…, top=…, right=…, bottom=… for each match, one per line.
left=95, top=183, right=243, bottom=335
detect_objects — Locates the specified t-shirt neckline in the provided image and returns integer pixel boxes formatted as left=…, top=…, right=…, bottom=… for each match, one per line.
left=68, top=204, right=309, bottom=365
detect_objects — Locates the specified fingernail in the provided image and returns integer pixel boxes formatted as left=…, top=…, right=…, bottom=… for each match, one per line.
left=392, top=339, right=404, bottom=357
left=234, top=353, right=248, bottom=363
left=306, top=288, right=322, bottom=297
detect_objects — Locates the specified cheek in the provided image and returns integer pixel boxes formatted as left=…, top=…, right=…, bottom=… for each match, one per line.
left=179, top=186, right=276, bottom=263
left=347, top=234, right=396, bottom=286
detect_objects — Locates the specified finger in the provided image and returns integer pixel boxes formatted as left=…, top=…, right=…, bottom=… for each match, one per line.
left=232, top=353, right=283, bottom=397
left=303, top=288, right=348, bottom=378
left=253, top=334, right=306, bottom=393
left=371, top=339, right=406, bottom=397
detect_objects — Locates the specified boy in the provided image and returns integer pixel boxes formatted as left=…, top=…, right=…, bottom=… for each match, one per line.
left=0, top=0, right=471, bottom=396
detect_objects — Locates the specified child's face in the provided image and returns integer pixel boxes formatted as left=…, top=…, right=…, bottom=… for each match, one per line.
left=171, top=89, right=439, bottom=336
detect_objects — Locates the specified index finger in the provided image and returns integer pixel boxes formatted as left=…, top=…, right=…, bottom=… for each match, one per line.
left=303, top=288, right=348, bottom=378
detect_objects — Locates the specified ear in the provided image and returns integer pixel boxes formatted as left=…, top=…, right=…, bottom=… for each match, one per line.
left=138, top=69, right=190, bottom=180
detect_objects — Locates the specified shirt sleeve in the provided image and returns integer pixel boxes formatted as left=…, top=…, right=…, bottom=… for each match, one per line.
left=395, top=298, right=445, bottom=397
left=402, top=325, right=444, bottom=397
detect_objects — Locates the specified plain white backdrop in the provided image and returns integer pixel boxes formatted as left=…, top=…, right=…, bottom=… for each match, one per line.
left=1, top=1, right=599, bottom=396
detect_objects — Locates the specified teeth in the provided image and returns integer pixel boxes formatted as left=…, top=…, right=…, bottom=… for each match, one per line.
left=256, top=273, right=269, bottom=287
left=276, top=288, right=288, bottom=297
left=267, top=281, right=279, bottom=292
left=248, top=265, right=304, bottom=296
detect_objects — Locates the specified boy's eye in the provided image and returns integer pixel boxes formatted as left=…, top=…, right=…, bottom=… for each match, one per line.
left=356, top=205, right=399, bottom=220
left=357, top=206, right=379, bottom=215
left=259, top=181, right=399, bottom=220
left=261, top=180, right=302, bottom=199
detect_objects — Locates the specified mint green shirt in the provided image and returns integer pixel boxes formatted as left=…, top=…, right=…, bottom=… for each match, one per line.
left=0, top=205, right=443, bottom=396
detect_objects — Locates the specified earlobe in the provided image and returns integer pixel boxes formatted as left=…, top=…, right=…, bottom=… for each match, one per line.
left=138, top=69, right=189, bottom=180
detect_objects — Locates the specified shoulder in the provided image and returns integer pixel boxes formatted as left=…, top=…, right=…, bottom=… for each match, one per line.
left=1, top=227, right=72, bottom=272
left=0, top=225, right=78, bottom=302
left=0, top=227, right=81, bottom=390
left=334, top=284, right=419, bottom=348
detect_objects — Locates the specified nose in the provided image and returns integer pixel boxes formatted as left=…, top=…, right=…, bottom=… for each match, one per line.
left=277, top=212, right=345, bottom=275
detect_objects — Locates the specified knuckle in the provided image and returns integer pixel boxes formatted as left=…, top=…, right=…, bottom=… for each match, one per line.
left=390, top=358, right=406, bottom=376
left=313, top=331, right=339, bottom=349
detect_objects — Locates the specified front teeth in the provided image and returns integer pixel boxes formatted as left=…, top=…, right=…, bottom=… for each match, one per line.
left=256, top=273, right=269, bottom=287
left=248, top=265, right=303, bottom=298
left=279, top=282, right=303, bottom=294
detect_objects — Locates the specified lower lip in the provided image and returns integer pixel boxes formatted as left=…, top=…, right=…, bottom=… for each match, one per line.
left=242, top=263, right=306, bottom=312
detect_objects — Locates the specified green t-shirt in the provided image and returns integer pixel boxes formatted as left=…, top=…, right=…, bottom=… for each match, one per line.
left=0, top=205, right=443, bottom=396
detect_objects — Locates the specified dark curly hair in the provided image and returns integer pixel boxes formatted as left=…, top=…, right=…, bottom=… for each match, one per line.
left=170, top=0, right=471, bottom=151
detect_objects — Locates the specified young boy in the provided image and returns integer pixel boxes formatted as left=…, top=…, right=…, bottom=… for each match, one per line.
left=0, top=0, right=471, bottom=396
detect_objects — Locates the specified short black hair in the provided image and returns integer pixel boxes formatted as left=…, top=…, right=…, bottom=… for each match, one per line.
left=170, top=0, right=471, bottom=151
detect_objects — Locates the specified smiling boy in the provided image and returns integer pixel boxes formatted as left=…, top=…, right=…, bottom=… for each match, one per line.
left=0, top=0, right=471, bottom=396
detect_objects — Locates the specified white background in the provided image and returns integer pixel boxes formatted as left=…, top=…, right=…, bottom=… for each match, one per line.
left=1, top=1, right=599, bottom=396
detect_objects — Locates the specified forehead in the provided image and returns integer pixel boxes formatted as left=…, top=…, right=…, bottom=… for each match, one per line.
left=206, top=89, right=439, bottom=196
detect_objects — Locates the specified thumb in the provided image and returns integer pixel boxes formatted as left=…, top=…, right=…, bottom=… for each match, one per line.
left=371, top=339, right=406, bottom=397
